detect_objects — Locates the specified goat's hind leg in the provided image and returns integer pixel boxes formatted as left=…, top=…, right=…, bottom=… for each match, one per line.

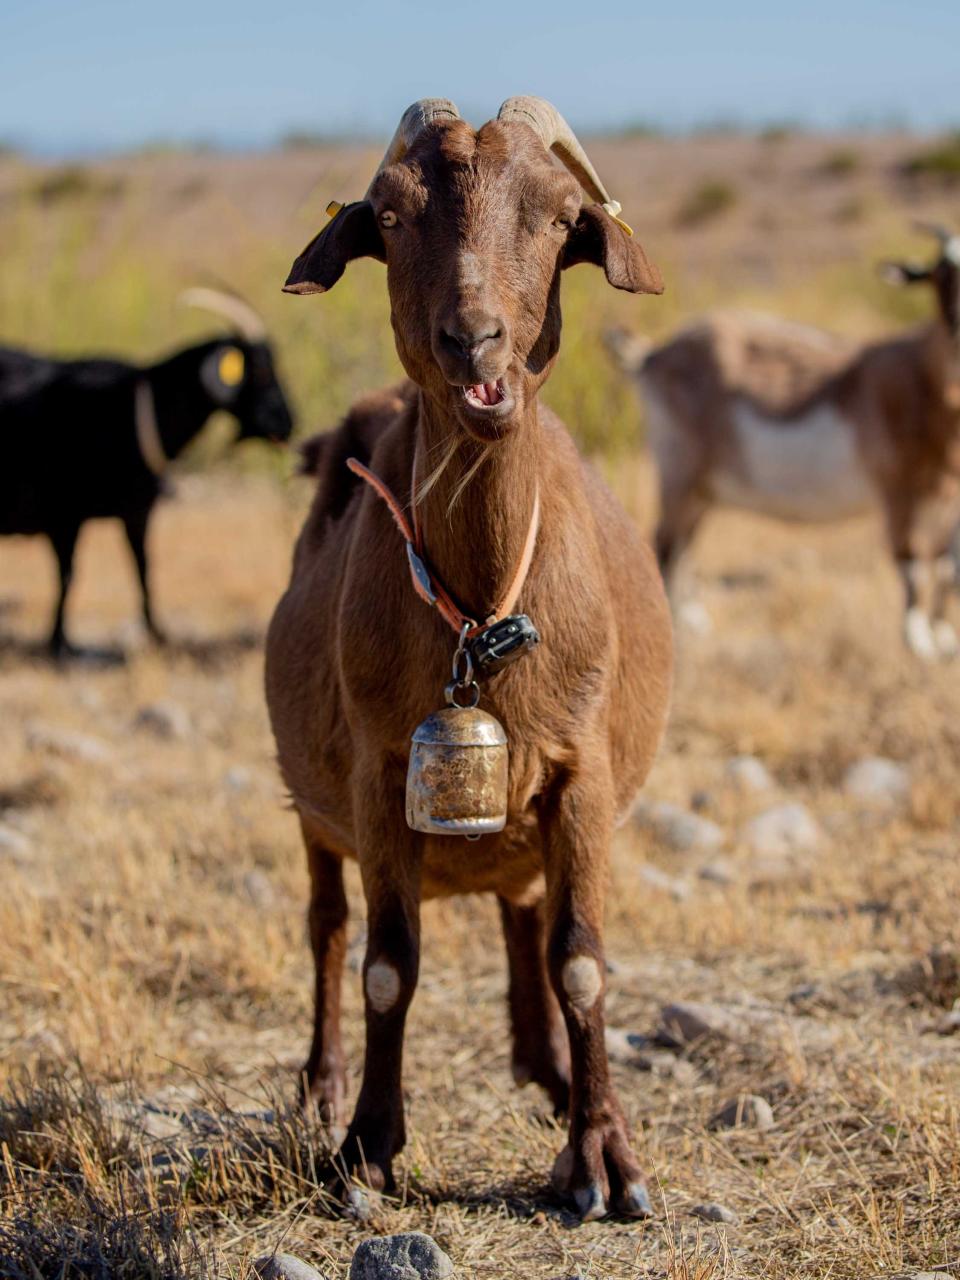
left=300, top=817, right=348, bottom=1129
left=498, top=896, right=570, bottom=1113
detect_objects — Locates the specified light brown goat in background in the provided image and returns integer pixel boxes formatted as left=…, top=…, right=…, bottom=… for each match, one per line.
left=608, top=223, right=960, bottom=659
left=265, top=97, right=672, bottom=1219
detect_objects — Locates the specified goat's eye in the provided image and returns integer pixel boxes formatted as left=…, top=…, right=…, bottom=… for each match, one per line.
left=553, top=214, right=574, bottom=232
left=379, top=210, right=398, bottom=229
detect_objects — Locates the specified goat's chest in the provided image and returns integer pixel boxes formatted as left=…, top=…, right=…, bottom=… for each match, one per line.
left=713, top=400, right=876, bottom=522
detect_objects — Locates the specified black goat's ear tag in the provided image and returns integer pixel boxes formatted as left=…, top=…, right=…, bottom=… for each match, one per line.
left=200, top=345, right=245, bottom=404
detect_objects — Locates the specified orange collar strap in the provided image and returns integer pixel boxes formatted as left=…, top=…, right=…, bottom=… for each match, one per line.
left=346, top=456, right=540, bottom=637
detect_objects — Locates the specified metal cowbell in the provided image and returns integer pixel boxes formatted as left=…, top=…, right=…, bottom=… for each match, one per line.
left=405, top=703, right=508, bottom=835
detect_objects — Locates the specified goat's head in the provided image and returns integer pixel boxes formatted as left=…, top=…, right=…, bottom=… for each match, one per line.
left=285, top=97, right=662, bottom=441
left=880, top=222, right=960, bottom=338
left=181, top=288, right=295, bottom=443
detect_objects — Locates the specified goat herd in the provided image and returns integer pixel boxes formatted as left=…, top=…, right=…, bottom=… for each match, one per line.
left=2, top=97, right=958, bottom=1223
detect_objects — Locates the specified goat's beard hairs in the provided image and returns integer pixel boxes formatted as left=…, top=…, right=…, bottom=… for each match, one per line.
left=414, top=431, right=495, bottom=515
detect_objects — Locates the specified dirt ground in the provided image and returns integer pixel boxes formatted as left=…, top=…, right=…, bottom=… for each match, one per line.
left=1, top=460, right=958, bottom=1278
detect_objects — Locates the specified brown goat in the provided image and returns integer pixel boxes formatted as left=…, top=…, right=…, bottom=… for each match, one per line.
left=265, top=97, right=672, bottom=1221
left=608, top=223, right=960, bottom=659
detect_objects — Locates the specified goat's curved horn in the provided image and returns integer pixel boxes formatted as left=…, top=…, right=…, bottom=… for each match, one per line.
left=497, top=96, right=621, bottom=219
left=913, top=220, right=955, bottom=246
left=364, top=98, right=461, bottom=197
left=179, top=287, right=267, bottom=342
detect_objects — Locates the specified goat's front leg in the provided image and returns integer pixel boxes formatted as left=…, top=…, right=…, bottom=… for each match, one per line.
left=300, top=818, right=348, bottom=1128
left=540, top=769, right=652, bottom=1222
left=123, top=507, right=166, bottom=643
left=338, top=768, right=421, bottom=1193
left=898, top=554, right=953, bottom=660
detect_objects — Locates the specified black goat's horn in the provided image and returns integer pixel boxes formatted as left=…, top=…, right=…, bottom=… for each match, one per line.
left=179, top=288, right=266, bottom=342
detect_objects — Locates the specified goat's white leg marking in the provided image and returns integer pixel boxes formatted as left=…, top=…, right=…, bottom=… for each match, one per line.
left=365, top=960, right=400, bottom=1013
left=934, top=619, right=960, bottom=658
left=561, top=956, right=603, bottom=1013
left=905, top=607, right=938, bottom=661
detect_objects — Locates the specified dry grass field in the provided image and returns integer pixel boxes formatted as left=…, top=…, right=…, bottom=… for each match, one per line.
left=1, top=131, right=960, bottom=1277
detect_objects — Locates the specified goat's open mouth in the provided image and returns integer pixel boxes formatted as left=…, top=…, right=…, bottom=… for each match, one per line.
left=462, top=379, right=506, bottom=410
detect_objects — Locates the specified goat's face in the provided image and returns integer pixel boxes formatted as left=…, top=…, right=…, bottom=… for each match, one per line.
left=373, top=121, right=585, bottom=439
left=285, top=115, right=661, bottom=442
left=229, top=341, right=295, bottom=443
left=881, top=232, right=960, bottom=340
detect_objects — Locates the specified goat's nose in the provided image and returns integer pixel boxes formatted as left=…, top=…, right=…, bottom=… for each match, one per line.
left=439, top=315, right=505, bottom=359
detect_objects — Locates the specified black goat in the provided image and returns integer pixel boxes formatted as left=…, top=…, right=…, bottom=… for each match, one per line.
left=0, top=290, right=294, bottom=655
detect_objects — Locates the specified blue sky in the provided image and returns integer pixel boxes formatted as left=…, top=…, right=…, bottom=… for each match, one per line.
left=2, top=0, right=958, bottom=153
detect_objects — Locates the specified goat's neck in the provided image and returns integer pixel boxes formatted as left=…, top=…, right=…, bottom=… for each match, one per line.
left=147, top=347, right=221, bottom=459
left=413, top=393, right=543, bottom=624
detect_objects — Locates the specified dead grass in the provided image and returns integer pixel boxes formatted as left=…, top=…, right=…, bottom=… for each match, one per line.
left=1, top=468, right=959, bottom=1277
left=2, top=133, right=960, bottom=1277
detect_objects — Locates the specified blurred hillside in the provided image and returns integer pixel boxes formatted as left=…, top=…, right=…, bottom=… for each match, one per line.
left=1, top=129, right=958, bottom=459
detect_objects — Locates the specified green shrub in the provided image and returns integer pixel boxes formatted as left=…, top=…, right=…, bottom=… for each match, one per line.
left=674, top=178, right=738, bottom=228
left=901, top=132, right=960, bottom=183
left=818, top=147, right=861, bottom=178
left=27, top=165, right=124, bottom=206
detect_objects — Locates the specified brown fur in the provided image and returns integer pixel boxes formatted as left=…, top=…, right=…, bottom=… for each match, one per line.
left=265, top=109, right=672, bottom=1218
left=610, top=246, right=960, bottom=657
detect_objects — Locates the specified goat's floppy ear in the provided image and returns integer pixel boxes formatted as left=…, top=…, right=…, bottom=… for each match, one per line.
left=200, top=344, right=246, bottom=405
left=878, top=260, right=932, bottom=287
left=284, top=202, right=385, bottom=295
left=563, top=204, right=663, bottom=294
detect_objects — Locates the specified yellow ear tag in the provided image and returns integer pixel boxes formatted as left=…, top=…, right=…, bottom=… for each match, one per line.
left=218, top=347, right=245, bottom=387
left=612, top=215, right=634, bottom=237
left=326, top=200, right=344, bottom=220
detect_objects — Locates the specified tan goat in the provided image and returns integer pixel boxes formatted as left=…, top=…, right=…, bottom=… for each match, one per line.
left=609, top=224, right=960, bottom=658
left=265, top=97, right=672, bottom=1220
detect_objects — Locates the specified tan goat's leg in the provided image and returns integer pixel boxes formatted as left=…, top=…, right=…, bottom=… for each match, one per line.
left=540, top=772, right=652, bottom=1222
left=498, top=896, right=571, bottom=1113
left=930, top=554, right=959, bottom=657
left=898, top=555, right=940, bottom=660
left=338, top=777, right=421, bottom=1193
left=300, top=822, right=348, bottom=1128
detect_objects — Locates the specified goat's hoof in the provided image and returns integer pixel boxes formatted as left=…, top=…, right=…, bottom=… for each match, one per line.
left=343, top=1183, right=380, bottom=1222
left=616, top=1181, right=654, bottom=1219
left=573, top=1185, right=607, bottom=1222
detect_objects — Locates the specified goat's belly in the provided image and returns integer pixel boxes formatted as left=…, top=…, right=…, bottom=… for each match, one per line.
left=712, top=402, right=876, bottom=522
left=421, top=813, right=544, bottom=901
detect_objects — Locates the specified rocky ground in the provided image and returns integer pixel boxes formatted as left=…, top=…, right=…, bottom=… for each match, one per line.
left=1, top=468, right=958, bottom=1278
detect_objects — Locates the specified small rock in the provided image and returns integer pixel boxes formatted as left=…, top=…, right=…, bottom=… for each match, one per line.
left=698, top=857, right=737, bottom=886
left=634, top=801, right=724, bottom=855
left=843, top=757, right=910, bottom=810
left=242, top=868, right=275, bottom=909
left=25, top=722, right=111, bottom=764
left=0, top=823, right=32, bottom=863
left=638, top=862, right=691, bottom=901
left=691, top=1202, right=738, bottom=1224
left=253, top=1253, right=327, bottom=1280
left=710, top=1094, right=774, bottom=1131
left=934, top=1008, right=960, bottom=1035
left=605, top=1026, right=649, bottom=1063
left=19, top=1028, right=65, bottom=1060
left=724, top=756, right=774, bottom=794
left=677, top=599, right=713, bottom=635
left=740, top=804, right=821, bottom=859
left=349, top=1232, right=454, bottom=1280
left=657, top=1001, right=740, bottom=1046
left=133, top=700, right=191, bottom=740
